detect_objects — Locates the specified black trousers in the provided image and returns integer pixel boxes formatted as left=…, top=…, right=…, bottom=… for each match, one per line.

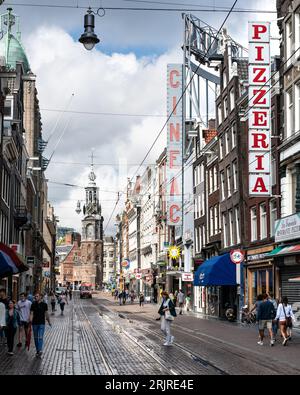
left=5, top=326, right=16, bottom=352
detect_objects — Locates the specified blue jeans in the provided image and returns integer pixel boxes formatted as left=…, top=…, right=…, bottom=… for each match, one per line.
left=32, top=325, right=45, bottom=352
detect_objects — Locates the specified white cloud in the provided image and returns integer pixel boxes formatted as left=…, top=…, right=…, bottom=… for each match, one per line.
left=24, top=26, right=181, bottom=233
left=20, top=0, right=279, bottom=234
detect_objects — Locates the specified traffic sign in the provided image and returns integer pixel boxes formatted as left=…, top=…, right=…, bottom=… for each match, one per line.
left=230, top=250, right=244, bottom=264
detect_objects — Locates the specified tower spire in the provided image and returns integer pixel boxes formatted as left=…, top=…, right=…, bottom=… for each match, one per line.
left=88, top=149, right=96, bottom=185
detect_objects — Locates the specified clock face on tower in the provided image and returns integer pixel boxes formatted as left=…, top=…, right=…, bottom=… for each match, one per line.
left=86, top=224, right=94, bottom=240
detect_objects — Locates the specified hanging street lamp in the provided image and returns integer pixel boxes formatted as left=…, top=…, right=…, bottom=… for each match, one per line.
left=79, top=7, right=100, bottom=51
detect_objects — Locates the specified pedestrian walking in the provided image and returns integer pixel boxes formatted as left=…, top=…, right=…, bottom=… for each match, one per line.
left=185, top=293, right=191, bottom=312
left=114, top=289, right=119, bottom=301
left=50, top=292, right=56, bottom=315
left=177, top=290, right=185, bottom=315
left=139, top=292, right=145, bottom=307
left=58, top=292, right=68, bottom=316
left=158, top=291, right=177, bottom=346
left=173, top=291, right=178, bottom=307
left=268, top=292, right=278, bottom=340
left=16, top=293, right=32, bottom=348
left=69, top=288, right=72, bottom=301
left=256, top=294, right=276, bottom=347
left=30, top=292, right=51, bottom=357
left=0, top=300, right=6, bottom=346
left=5, top=300, right=19, bottom=355
left=0, top=288, right=9, bottom=345
left=123, top=290, right=127, bottom=305
left=275, top=297, right=296, bottom=346
left=118, top=291, right=123, bottom=306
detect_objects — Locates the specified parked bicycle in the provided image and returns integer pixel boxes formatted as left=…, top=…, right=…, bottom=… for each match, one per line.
left=241, top=305, right=256, bottom=324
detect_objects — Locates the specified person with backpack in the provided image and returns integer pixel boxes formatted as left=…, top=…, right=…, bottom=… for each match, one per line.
left=275, top=297, right=296, bottom=346
left=158, top=291, right=177, bottom=346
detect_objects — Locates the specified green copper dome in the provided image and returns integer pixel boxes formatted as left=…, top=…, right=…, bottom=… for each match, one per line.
left=0, top=9, right=30, bottom=73
left=0, top=33, right=30, bottom=72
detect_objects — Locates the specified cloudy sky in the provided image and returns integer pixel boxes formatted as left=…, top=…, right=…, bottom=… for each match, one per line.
left=2, top=0, right=278, bottom=234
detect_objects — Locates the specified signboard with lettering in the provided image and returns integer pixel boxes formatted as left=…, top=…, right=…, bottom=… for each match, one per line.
left=182, top=273, right=194, bottom=282
left=167, top=64, right=183, bottom=226
left=275, top=213, right=300, bottom=243
left=248, top=22, right=271, bottom=196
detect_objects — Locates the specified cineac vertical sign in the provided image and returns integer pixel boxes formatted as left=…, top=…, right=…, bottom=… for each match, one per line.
left=167, top=64, right=183, bottom=226
left=248, top=22, right=271, bottom=196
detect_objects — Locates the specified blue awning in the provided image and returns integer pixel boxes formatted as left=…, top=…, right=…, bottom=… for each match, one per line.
left=194, top=253, right=236, bottom=287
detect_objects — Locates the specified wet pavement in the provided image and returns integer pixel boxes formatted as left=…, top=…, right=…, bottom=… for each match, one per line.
left=1, top=292, right=299, bottom=375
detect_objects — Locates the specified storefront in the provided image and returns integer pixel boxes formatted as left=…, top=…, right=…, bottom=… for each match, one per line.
left=245, top=246, right=277, bottom=308
left=268, top=213, right=300, bottom=328
left=194, top=253, right=237, bottom=319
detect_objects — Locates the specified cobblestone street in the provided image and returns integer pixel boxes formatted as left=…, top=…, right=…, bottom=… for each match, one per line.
left=1, top=292, right=300, bottom=375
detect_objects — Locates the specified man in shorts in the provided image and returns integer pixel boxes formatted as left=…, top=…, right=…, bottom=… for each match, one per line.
left=16, top=293, right=32, bottom=347
left=256, top=293, right=276, bottom=347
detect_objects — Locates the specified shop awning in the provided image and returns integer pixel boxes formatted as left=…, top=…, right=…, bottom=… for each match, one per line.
left=194, top=253, right=236, bottom=287
left=267, top=245, right=300, bottom=257
left=288, top=277, right=300, bottom=283
left=0, top=243, right=29, bottom=279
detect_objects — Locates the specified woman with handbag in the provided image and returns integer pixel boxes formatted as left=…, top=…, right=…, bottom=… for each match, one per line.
left=158, top=291, right=177, bottom=346
left=275, top=297, right=295, bottom=346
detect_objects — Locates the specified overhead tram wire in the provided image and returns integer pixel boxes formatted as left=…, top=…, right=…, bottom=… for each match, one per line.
left=45, top=94, right=74, bottom=144
left=5, top=2, right=276, bottom=13
left=102, top=1, right=238, bottom=231
left=128, top=0, right=238, bottom=186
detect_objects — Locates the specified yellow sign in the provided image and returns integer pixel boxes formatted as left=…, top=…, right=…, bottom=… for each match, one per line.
left=168, top=246, right=180, bottom=260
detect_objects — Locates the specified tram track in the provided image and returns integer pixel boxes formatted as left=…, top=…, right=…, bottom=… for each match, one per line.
left=93, top=297, right=300, bottom=376
left=90, top=297, right=227, bottom=375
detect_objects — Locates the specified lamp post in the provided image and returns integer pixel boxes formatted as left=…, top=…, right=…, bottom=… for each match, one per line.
left=79, top=7, right=101, bottom=51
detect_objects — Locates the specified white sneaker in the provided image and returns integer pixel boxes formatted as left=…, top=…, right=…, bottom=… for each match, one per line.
left=163, top=342, right=171, bottom=346
left=170, top=336, right=175, bottom=344
left=257, top=341, right=264, bottom=346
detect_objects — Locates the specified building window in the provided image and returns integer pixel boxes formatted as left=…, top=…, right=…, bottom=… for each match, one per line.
left=218, top=103, right=222, bottom=126
left=295, top=82, right=300, bottom=134
left=214, top=205, right=219, bottom=234
left=210, top=207, right=214, bottom=236
left=201, top=192, right=205, bottom=217
left=235, top=206, right=240, bottom=244
left=213, top=166, right=218, bottom=192
left=270, top=200, right=277, bottom=238
left=223, top=213, right=228, bottom=247
left=219, top=137, right=224, bottom=160
left=227, top=166, right=232, bottom=197
left=260, top=204, right=267, bottom=240
left=233, top=161, right=238, bottom=192
left=286, top=88, right=294, bottom=137
left=225, top=130, right=230, bottom=155
left=251, top=207, right=257, bottom=242
left=286, top=19, right=293, bottom=67
left=230, top=88, right=235, bottom=112
left=224, top=96, right=228, bottom=119
left=200, top=163, right=204, bottom=183
left=296, top=11, right=300, bottom=61
left=209, top=168, right=213, bottom=194
left=195, top=227, right=199, bottom=253
left=223, top=69, right=227, bottom=89
left=231, top=125, right=237, bottom=148
left=272, top=154, right=276, bottom=186
left=229, top=210, right=233, bottom=246
left=221, top=171, right=225, bottom=200
left=4, top=98, right=13, bottom=119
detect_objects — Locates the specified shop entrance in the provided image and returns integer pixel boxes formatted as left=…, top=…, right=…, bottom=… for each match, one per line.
left=249, top=267, right=274, bottom=307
